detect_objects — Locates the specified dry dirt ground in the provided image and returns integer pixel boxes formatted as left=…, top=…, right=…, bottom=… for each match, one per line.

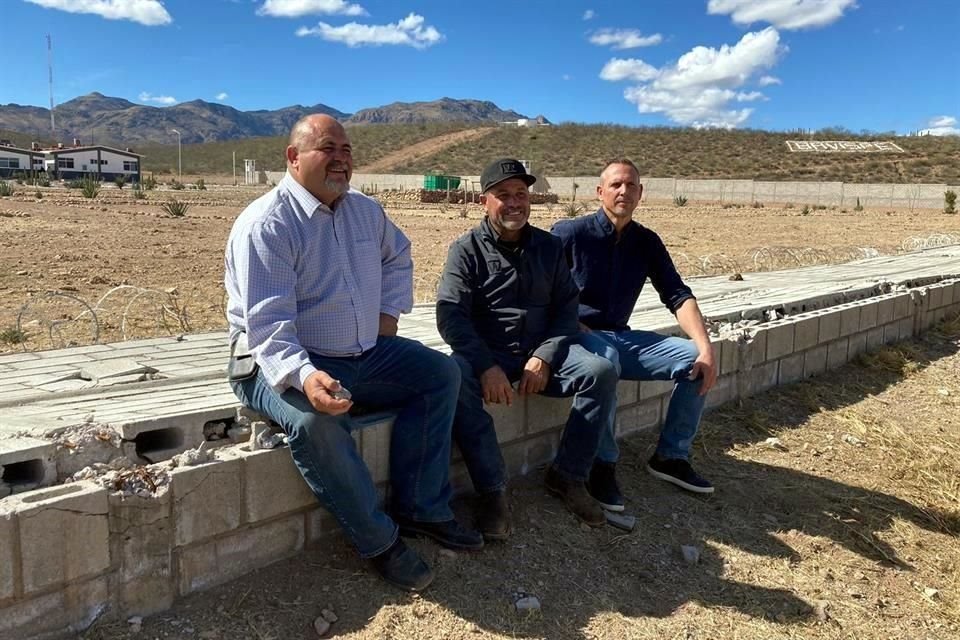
left=2, top=184, right=960, bottom=351
left=77, top=316, right=960, bottom=640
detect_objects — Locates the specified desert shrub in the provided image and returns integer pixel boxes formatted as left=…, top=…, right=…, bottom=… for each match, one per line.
left=0, top=326, right=26, bottom=345
left=34, top=190, right=42, bottom=200
left=133, top=183, right=147, bottom=200
left=801, top=204, right=811, bottom=215
left=752, top=201, right=764, bottom=208
left=162, top=197, right=190, bottom=217
left=142, top=174, right=157, bottom=190
left=562, top=202, right=584, bottom=217
left=0, top=181, right=13, bottom=197
left=81, top=178, right=100, bottom=199
left=673, top=195, right=688, bottom=207
left=170, top=179, right=185, bottom=191
left=195, top=178, right=206, bottom=191
left=945, top=190, right=957, bottom=214
left=114, top=175, right=127, bottom=189
left=854, top=197, right=863, bottom=212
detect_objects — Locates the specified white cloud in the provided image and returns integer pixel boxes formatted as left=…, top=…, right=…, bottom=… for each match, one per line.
left=600, top=58, right=659, bottom=82
left=25, top=0, right=172, bottom=25
left=138, top=91, right=177, bottom=105
left=296, top=13, right=442, bottom=48
left=257, top=0, right=366, bottom=17
left=589, top=28, right=662, bottom=49
left=707, top=0, right=857, bottom=30
left=758, top=74, right=781, bottom=86
left=582, top=9, right=595, bottom=20
left=562, top=74, right=572, bottom=81
left=920, top=116, right=959, bottom=136
left=601, top=27, right=784, bottom=129
left=215, top=92, right=229, bottom=101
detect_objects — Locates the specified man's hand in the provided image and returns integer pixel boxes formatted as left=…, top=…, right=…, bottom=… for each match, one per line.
left=378, top=313, right=398, bottom=337
left=689, top=346, right=717, bottom=396
left=303, top=370, right=353, bottom=415
left=518, top=357, right=551, bottom=395
left=480, top=365, right=514, bottom=406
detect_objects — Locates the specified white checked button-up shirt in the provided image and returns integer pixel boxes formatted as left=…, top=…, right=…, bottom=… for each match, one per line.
left=225, top=173, right=413, bottom=391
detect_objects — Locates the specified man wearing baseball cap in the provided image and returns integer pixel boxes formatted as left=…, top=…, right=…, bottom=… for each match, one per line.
left=436, top=158, right=620, bottom=538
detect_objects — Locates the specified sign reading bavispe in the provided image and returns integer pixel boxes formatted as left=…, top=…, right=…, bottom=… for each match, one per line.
left=786, top=140, right=904, bottom=153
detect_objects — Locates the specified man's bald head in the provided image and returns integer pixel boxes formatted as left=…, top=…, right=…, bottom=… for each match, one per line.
left=285, top=113, right=353, bottom=207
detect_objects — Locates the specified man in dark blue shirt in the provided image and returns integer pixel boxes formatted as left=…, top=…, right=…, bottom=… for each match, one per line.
left=551, top=159, right=717, bottom=510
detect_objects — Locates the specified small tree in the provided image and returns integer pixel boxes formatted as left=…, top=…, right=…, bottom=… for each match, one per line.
left=854, top=197, right=863, bottom=212
left=945, top=190, right=957, bottom=214
left=114, top=175, right=128, bottom=190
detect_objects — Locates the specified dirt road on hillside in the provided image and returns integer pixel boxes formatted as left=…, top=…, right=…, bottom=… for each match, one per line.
left=356, top=128, right=496, bottom=173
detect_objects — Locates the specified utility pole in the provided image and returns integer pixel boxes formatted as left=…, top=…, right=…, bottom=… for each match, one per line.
left=232, top=151, right=236, bottom=186
left=47, top=35, right=56, bottom=140
left=171, top=129, right=181, bottom=180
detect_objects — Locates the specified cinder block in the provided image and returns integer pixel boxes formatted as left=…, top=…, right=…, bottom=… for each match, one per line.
left=616, top=380, right=639, bottom=408
left=526, top=395, right=568, bottom=435
left=177, top=515, right=304, bottom=596
left=859, top=301, right=878, bottom=330
left=360, top=418, right=394, bottom=486
left=616, top=399, right=661, bottom=438
left=486, top=397, right=526, bottom=443
left=765, top=322, right=795, bottom=361
left=792, top=316, right=819, bottom=352
left=899, top=317, right=915, bottom=340
left=524, top=431, right=560, bottom=470
left=109, top=489, right=175, bottom=617
left=305, top=506, right=338, bottom=546
left=171, top=456, right=243, bottom=546
left=940, top=282, right=954, bottom=307
left=639, top=379, right=674, bottom=401
left=0, top=511, right=16, bottom=601
left=827, top=338, right=849, bottom=370
left=818, top=310, right=841, bottom=342
left=893, top=293, right=912, bottom=320
left=740, top=331, right=767, bottom=369
left=0, top=576, right=108, bottom=640
left=847, top=333, right=867, bottom=360
left=883, top=322, right=900, bottom=345
left=709, top=338, right=726, bottom=375
left=500, top=438, right=528, bottom=478
left=742, top=361, right=778, bottom=397
left=778, top=353, right=805, bottom=385
left=876, top=297, right=895, bottom=325
left=840, top=306, right=861, bottom=337
left=719, top=337, right=738, bottom=375
left=238, top=448, right=316, bottom=524
left=804, top=345, right=828, bottom=378
left=928, top=285, right=944, bottom=309
left=15, top=483, right=109, bottom=595
left=705, top=374, right=737, bottom=409
left=866, top=327, right=884, bottom=351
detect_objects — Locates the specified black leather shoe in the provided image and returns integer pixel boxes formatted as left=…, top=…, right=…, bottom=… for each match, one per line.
left=370, top=539, right=434, bottom=592
left=588, top=460, right=626, bottom=512
left=476, top=490, right=511, bottom=541
left=394, top=516, right=485, bottom=551
left=545, top=467, right=606, bottom=527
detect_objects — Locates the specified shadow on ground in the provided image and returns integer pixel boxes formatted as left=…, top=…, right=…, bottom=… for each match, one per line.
left=82, top=325, right=960, bottom=640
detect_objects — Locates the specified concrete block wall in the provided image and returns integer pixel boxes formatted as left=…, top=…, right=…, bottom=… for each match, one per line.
left=2, top=280, right=959, bottom=639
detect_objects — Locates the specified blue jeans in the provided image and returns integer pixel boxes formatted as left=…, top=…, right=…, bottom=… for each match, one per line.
left=579, top=330, right=706, bottom=463
left=452, top=336, right=619, bottom=488
left=230, top=335, right=460, bottom=558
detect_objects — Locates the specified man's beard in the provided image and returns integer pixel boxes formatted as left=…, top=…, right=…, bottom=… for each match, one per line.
left=324, top=176, right=349, bottom=196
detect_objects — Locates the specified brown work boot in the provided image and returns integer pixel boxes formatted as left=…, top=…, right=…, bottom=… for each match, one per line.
left=544, top=467, right=605, bottom=527
left=476, top=490, right=511, bottom=541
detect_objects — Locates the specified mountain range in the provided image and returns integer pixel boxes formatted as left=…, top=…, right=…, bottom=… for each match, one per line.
left=0, top=93, right=538, bottom=145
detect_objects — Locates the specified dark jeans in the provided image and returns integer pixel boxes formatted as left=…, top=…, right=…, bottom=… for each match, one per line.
left=230, top=336, right=460, bottom=558
left=451, top=336, right=619, bottom=490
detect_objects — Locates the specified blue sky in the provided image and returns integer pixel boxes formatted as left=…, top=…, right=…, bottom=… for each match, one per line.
left=1, top=0, right=958, bottom=134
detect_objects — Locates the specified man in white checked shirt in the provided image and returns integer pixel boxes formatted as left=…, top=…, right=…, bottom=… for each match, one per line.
left=225, top=114, right=481, bottom=592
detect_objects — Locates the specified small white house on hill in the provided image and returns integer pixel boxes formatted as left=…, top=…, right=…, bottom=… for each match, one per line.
left=0, top=141, right=45, bottom=178
left=45, top=141, right=143, bottom=183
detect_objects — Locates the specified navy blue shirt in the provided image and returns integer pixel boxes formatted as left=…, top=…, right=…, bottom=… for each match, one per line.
left=551, top=208, right=694, bottom=331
